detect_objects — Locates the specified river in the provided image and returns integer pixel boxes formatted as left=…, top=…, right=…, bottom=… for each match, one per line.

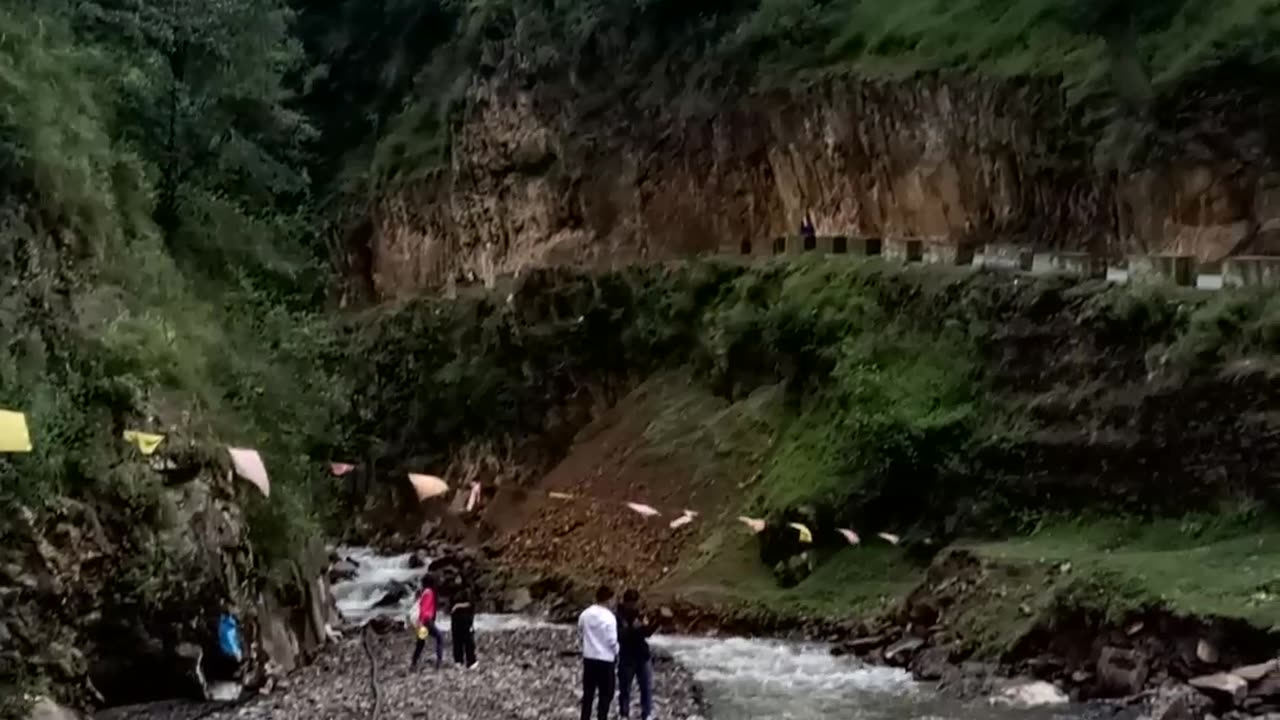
left=331, top=547, right=1099, bottom=720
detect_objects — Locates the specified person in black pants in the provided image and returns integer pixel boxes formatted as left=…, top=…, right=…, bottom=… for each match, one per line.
left=450, top=586, right=477, bottom=669
left=616, top=589, right=656, bottom=720
left=578, top=585, right=619, bottom=720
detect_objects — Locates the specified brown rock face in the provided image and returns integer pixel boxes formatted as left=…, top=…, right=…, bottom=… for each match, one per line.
left=359, top=67, right=1280, bottom=299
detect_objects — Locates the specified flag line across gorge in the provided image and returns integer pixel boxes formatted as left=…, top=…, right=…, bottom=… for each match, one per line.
left=8, top=421, right=895, bottom=547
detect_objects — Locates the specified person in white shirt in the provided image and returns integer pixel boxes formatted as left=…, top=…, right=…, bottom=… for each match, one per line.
left=578, top=585, right=619, bottom=720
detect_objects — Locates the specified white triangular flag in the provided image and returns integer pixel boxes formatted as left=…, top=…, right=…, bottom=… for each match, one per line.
left=877, top=532, right=901, bottom=545
left=465, top=482, right=482, bottom=512
left=626, top=502, right=660, bottom=517
left=837, top=528, right=861, bottom=545
left=408, top=473, right=449, bottom=501
left=669, top=510, right=697, bottom=529
left=737, top=516, right=765, bottom=534
left=228, top=447, right=269, bottom=498
left=548, top=491, right=575, bottom=500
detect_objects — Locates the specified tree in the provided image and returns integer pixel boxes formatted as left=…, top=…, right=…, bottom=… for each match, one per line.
left=61, top=0, right=315, bottom=252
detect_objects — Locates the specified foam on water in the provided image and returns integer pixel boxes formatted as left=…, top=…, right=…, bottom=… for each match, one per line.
left=330, top=545, right=430, bottom=626
left=330, top=546, right=560, bottom=631
left=652, top=634, right=920, bottom=720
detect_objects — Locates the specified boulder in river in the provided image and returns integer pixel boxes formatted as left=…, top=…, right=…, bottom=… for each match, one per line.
left=25, top=697, right=84, bottom=720
left=1233, top=659, right=1279, bottom=683
left=882, top=636, right=925, bottom=665
left=910, top=644, right=958, bottom=681
left=1189, top=673, right=1249, bottom=704
left=991, top=679, right=1069, bottom=708
left=327, top=560, right=359, bottom=584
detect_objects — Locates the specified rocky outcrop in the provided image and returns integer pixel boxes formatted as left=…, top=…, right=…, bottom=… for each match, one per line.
left=360, top=66, right=1280, bottom=298
left=0, top=460, right=339, bottom=712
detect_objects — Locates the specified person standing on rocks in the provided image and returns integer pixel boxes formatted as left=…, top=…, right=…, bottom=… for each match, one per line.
left=450, top=585, right=477, bottom=669
left=410, top=575, right=444, bottom=671
left=616, top=589, right=655, bottom=720
left=578, top=585, right=619, bottom=720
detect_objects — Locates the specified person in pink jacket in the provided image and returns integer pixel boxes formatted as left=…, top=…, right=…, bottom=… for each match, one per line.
left=409, top=575, right=444, bottom=671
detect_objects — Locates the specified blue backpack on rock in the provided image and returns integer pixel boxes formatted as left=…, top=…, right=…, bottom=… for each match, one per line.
left=218, top=614, right=242, bottom=661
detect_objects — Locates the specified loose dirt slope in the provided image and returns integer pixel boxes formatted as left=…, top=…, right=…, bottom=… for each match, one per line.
left=488, top=372, right=766, bottom=592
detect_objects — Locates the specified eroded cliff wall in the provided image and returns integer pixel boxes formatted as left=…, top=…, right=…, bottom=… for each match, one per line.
left=360, top=69, right=1280, bottom=299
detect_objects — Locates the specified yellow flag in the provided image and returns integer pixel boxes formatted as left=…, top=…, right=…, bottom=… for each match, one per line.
left=123, top=430, right=165, bottom=456
left=788, top=522, right=814, bottom=544
left=0, top=410, right=32, bottom=453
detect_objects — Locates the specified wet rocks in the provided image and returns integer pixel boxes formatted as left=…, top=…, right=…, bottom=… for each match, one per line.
left=883, top=636, right=925, bottom=666
left=991, top=679, right=1069, bottom=708
left=1099, top=646, right=1153, bottom=696
left=327, top=560, right=359, bottom=585
left=26, top=697, right=84, bottom=720
left=1190, top=673, right=1250, bottom=703
left=1148, top=683, right=1215, bottom=720
left=910, top=644, right=958, bottom=681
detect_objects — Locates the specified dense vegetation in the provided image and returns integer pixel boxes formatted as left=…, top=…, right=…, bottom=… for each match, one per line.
left=345, top=260, right=1280, bottom=642
left=305, top=0, right=1280, bottom=188
left=346, top=260, right=1280, bottom=535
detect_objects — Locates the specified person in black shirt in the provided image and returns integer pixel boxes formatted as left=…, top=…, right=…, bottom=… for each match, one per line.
left=616, top=589, right=655, bottom=720
left=450, top=586, right=478, bottom=669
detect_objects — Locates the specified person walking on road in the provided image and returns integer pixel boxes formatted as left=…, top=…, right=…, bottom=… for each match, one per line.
left=409, top=575, right=444, bottom=671
left=578, top=585, right=619, bottom=720
left=616, top=589, right=656, bottom=720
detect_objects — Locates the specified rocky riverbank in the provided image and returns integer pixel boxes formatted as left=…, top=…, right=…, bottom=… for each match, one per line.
left=100, top=624, right=705, bottom=720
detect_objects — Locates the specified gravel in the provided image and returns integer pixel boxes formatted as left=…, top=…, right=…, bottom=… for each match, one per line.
left=101, top=626, right=707, bottom=720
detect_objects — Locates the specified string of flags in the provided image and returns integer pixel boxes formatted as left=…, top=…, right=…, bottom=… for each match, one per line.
left=1, top=406, right=901, bottom=547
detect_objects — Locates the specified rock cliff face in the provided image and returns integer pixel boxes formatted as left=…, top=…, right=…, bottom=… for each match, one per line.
left=0, top=460, right=337, bottom=713
left=359, top=70, right=1280, bottom=299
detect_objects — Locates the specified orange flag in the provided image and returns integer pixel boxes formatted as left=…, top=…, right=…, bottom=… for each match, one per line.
left=228, top=447, right=270, bottom=498
left=737, top=516, right=765, bottom=534
left=408, top=473, right=449, bottom=501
